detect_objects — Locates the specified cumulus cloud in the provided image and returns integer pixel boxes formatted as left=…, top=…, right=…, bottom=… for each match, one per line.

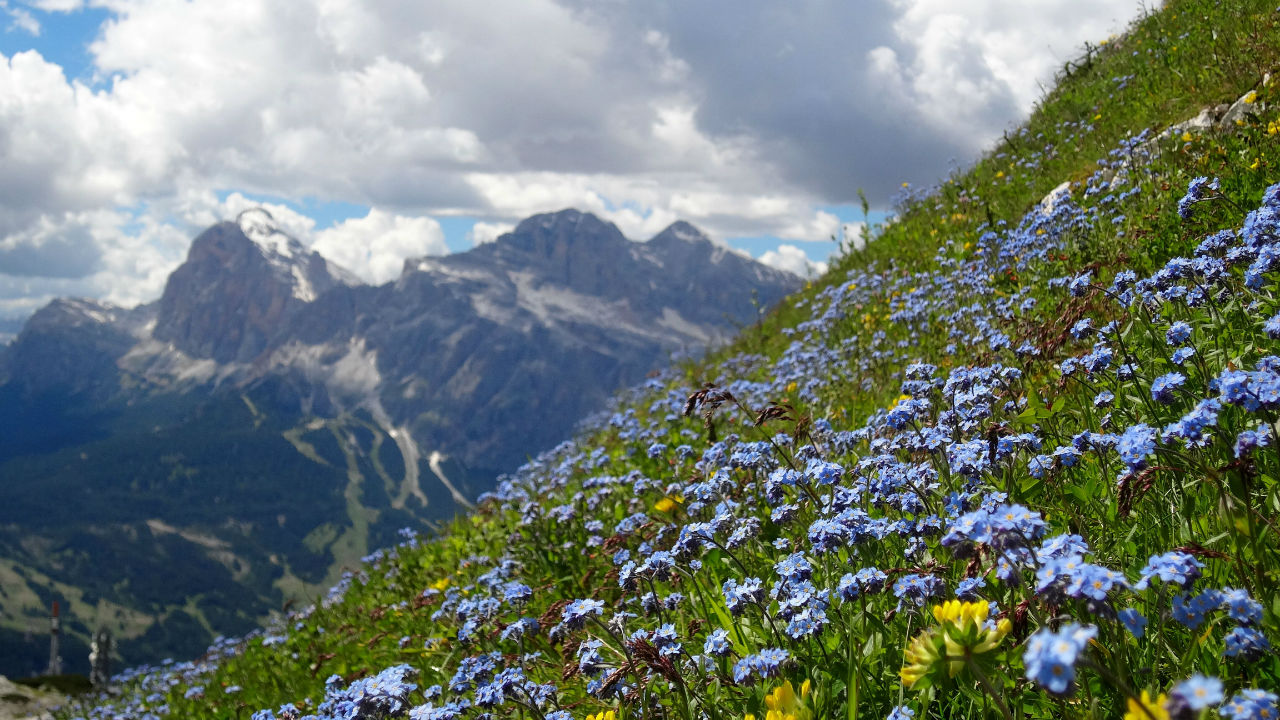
left=466, top=221, right=515, bottom=246
left=0, top=0, right=1150, bottom=323
left=0, top=214, right=100, bottom=278
left=0, top=208, right=190, bottom=318
left=312, top=209, right=447, bottom=284
left=866, top=0, right=1139, bottom=149
left=758, top=244, right=827, bottom=279
left=843, top=222, right=868, bottom=252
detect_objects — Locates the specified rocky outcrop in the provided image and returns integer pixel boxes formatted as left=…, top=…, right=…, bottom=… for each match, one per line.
left=0, top=676, right=61, bottom=720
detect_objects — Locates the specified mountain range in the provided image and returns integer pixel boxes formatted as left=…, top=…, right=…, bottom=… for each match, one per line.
left=0, top=208, right=800, bottom=677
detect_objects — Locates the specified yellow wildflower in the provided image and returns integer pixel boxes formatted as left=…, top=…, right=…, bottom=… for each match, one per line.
left=1124, top=691, right=1170, bottom=720
left=760, top=680, right=813, bottom=720
left=900, top=629, right=943, bottom=688
left=430, top=577, right=451, bottom=591
left=1180, top=131, right=1193, bottom=142
left=586, top=712, right=617, bottom=720
left=902, top=601, right=1011, bottom=689
left=653, top=495, right=683, bottom=513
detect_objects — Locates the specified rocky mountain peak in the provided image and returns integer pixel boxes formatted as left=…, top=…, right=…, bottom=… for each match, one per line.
left=152, top=210, right=352, bottom=364
left=649, top=220, right=712, bottom=247
left=472, top=209, right=634, bottom=297
left=22, top=297, right=123, bottom=331
left=236, top=207, right=307, bottom=260
left=500, top=209, right=628, bottom=258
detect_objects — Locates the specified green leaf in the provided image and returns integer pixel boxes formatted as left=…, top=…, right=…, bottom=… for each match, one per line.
left=1020, top=475, right=1044, bottom=499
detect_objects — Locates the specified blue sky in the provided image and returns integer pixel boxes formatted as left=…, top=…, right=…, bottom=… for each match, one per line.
left=0, top=0, right=1144, bottom=324
left=1, top=4, right=107, bottom=82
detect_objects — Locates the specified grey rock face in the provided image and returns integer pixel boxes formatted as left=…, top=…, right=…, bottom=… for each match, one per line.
left=0, top=298, right=138, bottom=401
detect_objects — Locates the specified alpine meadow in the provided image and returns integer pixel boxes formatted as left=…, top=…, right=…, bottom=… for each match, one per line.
left=52, top=0, right=1280, bottom=719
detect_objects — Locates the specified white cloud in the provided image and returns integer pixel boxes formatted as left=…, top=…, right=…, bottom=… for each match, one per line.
left=312, top=208, right=447, bottom=284
left=2, top=2, right=39, bottom=35
left=466, top=221, right=514, bottom=246
left=775, top=210, right=842, bottom=243
left=843, top=222, right=867, bottom=252
left=26, top=0, right=85, bottom=11
left=0, top=208, right=190, bottom=317
left=758, top=244, right=826, bottom=279
left=867, top=0, right=1144, bottom=149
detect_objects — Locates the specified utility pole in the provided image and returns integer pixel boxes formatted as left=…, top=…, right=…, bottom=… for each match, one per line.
left=46, top=601, right=62, bottom=676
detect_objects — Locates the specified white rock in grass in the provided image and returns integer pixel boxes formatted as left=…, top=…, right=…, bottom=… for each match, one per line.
left=1039, top=181, right=1072, bottom=215
left=1217, top=88, right=1264, bottom=130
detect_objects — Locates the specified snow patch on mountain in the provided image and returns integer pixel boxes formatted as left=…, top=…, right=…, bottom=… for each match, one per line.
left=671, top=224, right=706, bottom=243
left=657, top=307, right=713, bottom=343
left=237, top=208, right=295, bottom=259
left=508, top=270, right=619, bottom=330
left=291, top=265, right=318, bottom=302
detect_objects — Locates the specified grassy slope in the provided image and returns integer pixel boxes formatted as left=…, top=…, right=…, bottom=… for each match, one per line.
left=75, top=1, right=1280, bottom=718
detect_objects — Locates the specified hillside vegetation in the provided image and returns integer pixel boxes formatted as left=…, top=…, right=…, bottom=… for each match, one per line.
left=71, top=1, right=1280, bottom=718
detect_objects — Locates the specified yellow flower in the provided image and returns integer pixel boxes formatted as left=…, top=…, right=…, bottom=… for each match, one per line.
left=586, top=712, right=618, bottom=720
left=932, top=599, right=986, bottom=626
left=430, top=577, right=451, bottom=591
left=1124, top=691, right=1170, bottom=720
left=654, top=495, right=682, bottom=513
left=900, top=630, right=943, bottom=688
left=1243, top=90, right=1258, bottom=104
left=995, top=171, right=1005, bottom=179
left=1180, top=131, right=1193, bottom=142
left=903, top=601, right=1011, bottom=688
left=761, top=680, right=813, bottom=720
